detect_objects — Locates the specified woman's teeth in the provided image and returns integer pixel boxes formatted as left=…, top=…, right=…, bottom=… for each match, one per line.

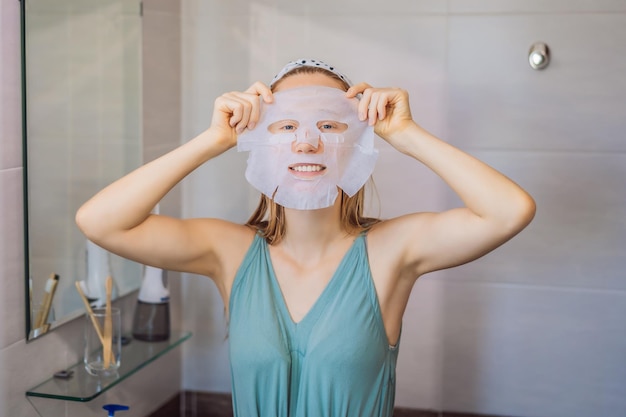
left=290, top=165, right=324, bottom=172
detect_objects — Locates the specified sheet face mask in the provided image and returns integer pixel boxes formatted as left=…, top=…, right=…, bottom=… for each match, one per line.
left=238, top=86, right=378, bottom=210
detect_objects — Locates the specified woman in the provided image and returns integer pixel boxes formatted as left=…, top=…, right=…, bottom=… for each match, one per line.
left=76, top=59, right=535, bottom=417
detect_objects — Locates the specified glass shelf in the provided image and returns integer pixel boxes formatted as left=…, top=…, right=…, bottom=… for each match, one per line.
left=26, top=331, right=192, bottom=402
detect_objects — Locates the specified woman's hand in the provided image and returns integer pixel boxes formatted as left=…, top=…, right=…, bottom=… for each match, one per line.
left=210, top=81, right=274, bottom=149
left=346, top=83, right=416, bottom=148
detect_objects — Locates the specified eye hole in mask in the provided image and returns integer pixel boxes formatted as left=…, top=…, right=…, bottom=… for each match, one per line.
left=267, top=120, right=348, bottom=134
left=266, top=120, right=349, bottom=146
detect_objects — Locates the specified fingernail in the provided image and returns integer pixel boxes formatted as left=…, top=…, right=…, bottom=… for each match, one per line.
left=248, top=122, right=256, bottom=130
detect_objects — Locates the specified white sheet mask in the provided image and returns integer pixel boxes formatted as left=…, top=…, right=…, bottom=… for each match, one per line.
left=238, top=86, right=378, bottom=210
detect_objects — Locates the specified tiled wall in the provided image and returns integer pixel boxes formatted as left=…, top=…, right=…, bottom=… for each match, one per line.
left=0, top=0, right=183, bottom=416
left=180, top=1, right=626, bottom=417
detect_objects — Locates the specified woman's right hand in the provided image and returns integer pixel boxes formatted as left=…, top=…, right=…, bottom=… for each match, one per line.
left=210, top=81, right=274, bottom=149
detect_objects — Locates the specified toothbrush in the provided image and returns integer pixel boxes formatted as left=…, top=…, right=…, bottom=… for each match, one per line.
left=75, top=281, right=115, bottom=365
left=35, top=273, right=59, bottom=329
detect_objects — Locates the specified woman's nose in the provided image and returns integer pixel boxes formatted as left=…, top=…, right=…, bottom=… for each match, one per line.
left=293, top=141, right=320, bottom=153
left=292, top=131, right=323, bottom=153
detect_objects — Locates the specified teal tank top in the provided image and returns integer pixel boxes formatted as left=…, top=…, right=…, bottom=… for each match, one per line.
left=228, top=233, right=399, bottom=417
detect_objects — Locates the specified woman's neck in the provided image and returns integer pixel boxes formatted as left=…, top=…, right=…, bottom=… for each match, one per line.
left=279, top=199, right=350, bottom=263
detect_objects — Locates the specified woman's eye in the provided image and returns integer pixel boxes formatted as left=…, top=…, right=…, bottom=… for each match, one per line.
left=268, top=120, right=299, bottom=133
left=317, top=121, right=347, bottom=132
left=319, top=123, right=336, bottom=131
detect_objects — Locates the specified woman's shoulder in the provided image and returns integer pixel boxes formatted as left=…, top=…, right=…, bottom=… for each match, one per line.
left=203, top=218, right=257, bottom=251
left=365, top=213, right=432, bottom=274
left=192, top=218, right=257, bottom=291
left=366, top=212, right=431, bottom=244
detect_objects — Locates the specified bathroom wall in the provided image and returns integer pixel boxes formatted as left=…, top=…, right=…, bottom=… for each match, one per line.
left=0, top=0, right=184, bottom=416
left=179, top=1, right=626, bottom=417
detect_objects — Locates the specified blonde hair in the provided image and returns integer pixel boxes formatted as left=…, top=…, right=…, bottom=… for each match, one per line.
left=246, top=185, right=381, bottom=245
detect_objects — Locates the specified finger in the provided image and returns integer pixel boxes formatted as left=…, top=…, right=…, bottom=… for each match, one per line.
left=245, top=81, right=274, bottom=103
left=347, top=82, right=373, bottom=98
left=358, top=88, right=374, bottom=121
left=244, top=82, right=273, bottom=129
left=377, top=93, right=388, bottom=121
left=233, top=91, right=261, bottom=130
left=367, top=91, right=382, bottom=126
left=221, top=94, right=252, bottom=132
left=228, top=99, right=244, bottom=128
left=248, top=99, right=260, bottom=130
left=234, top=97, right=253, bottom=133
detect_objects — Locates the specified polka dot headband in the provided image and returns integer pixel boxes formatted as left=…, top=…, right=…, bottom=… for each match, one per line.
left=270, top=59, right=353, bottom=89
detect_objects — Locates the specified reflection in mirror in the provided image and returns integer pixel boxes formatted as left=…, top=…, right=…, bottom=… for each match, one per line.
left=23, top=0, right=143, bottom=340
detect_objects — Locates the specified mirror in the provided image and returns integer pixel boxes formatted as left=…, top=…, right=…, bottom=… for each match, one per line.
left=22, top=0, right=144, bottom=340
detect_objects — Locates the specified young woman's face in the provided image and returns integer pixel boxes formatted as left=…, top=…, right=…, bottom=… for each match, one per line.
left=238, top=73, right=378, bottom=211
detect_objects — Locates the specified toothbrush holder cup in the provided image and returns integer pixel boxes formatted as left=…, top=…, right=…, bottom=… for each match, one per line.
left=84, top=307, right=121, bottom=376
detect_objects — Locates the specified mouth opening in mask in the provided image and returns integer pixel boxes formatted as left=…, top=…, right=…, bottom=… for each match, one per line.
left=288, top=163, right=328, bottom=180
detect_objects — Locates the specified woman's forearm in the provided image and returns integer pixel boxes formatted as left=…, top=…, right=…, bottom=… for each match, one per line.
left=76, top=129, right=230, bottom=240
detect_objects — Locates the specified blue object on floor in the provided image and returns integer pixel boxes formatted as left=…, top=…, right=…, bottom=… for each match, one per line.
left=103, top=404, right=130, bottom=416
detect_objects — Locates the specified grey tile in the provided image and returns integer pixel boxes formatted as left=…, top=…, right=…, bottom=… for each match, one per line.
left=447, top=14, right=626, bottom=152
left=440, top=281, right=626, bottom=417
left=0, top=168, right=26, bottom=349
left=273, top=0, right=447, bottom=15
left=443, top=151, right=626, bottom=292
left=143, top=10, right=182, bottom=150
left=26, top=0, right=140, bottom=15
left=395, top=278, right=446, bottom=409
left=143, top=0, right=181, bottom=15
left=449, top=0, right=626, bottom=14
left=0, top=0, right=22, bottom=170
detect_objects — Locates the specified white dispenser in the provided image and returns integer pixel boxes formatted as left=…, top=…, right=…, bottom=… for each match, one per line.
left=81, top=239, right=115, bottom=307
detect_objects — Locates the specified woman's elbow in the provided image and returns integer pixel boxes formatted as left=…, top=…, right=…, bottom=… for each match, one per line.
left=75, top=204, right=100, bottom=240
left=508, top=192, right=536, bottom=234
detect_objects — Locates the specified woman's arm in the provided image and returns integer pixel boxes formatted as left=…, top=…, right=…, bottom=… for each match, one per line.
left=76, top=82, right=273, bottom=279
left=348, top=84, right=536, bottom=278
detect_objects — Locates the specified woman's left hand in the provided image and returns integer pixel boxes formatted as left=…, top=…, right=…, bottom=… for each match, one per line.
left=346, top=83, right=416, bottom=146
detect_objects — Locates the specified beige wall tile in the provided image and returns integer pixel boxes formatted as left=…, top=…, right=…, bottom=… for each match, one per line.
left=447, top=14, right=626, bottom=152
left=440, top=281, right=626, bottom=416
left=0, top=168, right=26, bottom=349
left=449, top=0, right=626, bottom=14
left=0, top=0, right=21, bottom=170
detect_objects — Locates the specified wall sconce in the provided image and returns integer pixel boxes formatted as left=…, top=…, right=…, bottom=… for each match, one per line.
left=528, top=42, right=550, bottom=70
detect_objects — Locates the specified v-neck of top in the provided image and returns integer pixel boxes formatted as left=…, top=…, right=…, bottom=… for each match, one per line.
left=264, top=235, right=362, bottom=329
